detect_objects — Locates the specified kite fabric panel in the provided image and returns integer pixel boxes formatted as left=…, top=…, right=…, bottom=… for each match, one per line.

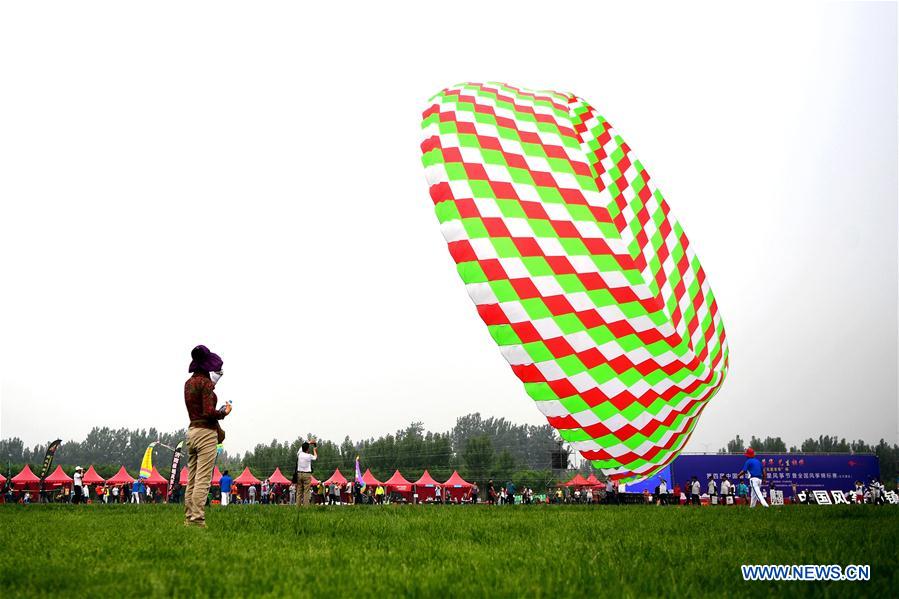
left=139, top=443, right=156, bottom=480
left=420, top=82, right=729, bottom=481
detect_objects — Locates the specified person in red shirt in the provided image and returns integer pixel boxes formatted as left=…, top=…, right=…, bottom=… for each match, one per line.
left=183, top=345, right=232, bottom=527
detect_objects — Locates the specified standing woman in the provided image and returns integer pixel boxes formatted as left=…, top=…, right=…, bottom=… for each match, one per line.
left=183, top=345, right=232, bottom=527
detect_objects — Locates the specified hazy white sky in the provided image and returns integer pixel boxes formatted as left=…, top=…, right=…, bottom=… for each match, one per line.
left=1, top=1, right=896, bottom=456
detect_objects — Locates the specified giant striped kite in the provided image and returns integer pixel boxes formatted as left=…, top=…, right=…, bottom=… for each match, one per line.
left=420, top=82, right=728, bottom=481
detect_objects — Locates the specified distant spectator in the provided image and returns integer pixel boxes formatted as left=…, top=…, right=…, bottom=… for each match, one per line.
left=690, top=476, right=701, bottom=506
left=261, top=479, right=270, bottom=505
left=606, top=480, right=619, bottom=505
left=131, top=480, right=141, bottom=504
left=656, top=478, right=668, bottom=505
left=870, top=478, right=885, bottom=505
left=294, top=439, right=317, bottom=507
left=248, top=484, right=257, bottom=504
left=707, top=475, right=717, bottom=501
left=505, top=481, right=516, bottom=505
left=220, top=471, right=233, bottom=506
left=471, top=483, right=479, bottom=504
left=737, top=478, right=748, bottom=498
left=487, top=480, right=496, bottom=505
left=72, top=466, right=84, bottom=504
left=737, top=448, right=768, bottom=508
left=720, top=476, right=732, bottom=499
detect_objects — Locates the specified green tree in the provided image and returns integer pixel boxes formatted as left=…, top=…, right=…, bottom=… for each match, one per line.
left=462, top=435, right=494, bottom=483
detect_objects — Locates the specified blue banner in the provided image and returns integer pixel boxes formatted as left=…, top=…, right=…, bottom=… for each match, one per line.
left=670, top=454, right=879, bottom=493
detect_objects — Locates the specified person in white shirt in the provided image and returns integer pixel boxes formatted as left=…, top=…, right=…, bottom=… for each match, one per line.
left=73, top=466, right=84, bottom=504
left=870, top=478, right=884, bottom=505
left=853, top=481, right=865, bottom=503
left=294, top=439, right=317, bottom=506
left=720, top=476, right=732, bottom=499
left=707, top=476, right=717, bottom=501
left=435, top=485, right=442, bottom=504
left=690, top=477, right=701, bottom=506
left=656, top=478, right=668, bottom=505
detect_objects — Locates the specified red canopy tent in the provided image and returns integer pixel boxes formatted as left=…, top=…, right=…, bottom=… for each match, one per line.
left=0, top=473, right=6, bottom=486
left=384, top=470, right=413, bottom=502
left=178, top=466, right=226, bottom=487
left=44, top=465, right=73, bottom=488
left=413, top=470, right=444, bottom=502
left=443, top=470, right=473, bottom=501
left=232, top=467, right=261, bottom=501
left=384, top=470, right=412, bottom=491
left=234, top=467, right=260, bottom=486
left=562, top=473, right=590, bottom=487
left=361, top=468, right=383, bottom=487
left=585, top=474, right=604, bottom=487
left=82, top=465, right=105, bottom=485
left=12, top=465, right=40, bottom=490
left=324, top=468, right=348, bottom=486
left=268, top=468, right=292, bottom=486
left=142, top=467, right=168, bottom=488
left=106, top=466, right=136, bottom=486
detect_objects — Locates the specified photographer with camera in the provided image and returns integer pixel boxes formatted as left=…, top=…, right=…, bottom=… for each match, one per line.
left=294, top=438, right=317, bottom=507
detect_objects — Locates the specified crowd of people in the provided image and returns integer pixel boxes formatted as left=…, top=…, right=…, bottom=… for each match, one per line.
left=644, top=474, right=890, bottom=507
left=3, top=479, right=167, bottom=505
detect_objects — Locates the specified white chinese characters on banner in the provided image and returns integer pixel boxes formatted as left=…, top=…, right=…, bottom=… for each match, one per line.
left=812, top=490, right=832, bottom=505
left=831, top=491, right=850, bottom=505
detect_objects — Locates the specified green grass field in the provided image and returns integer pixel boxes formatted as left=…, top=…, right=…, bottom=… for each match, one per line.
left=1, top=504, right=896, bottom=597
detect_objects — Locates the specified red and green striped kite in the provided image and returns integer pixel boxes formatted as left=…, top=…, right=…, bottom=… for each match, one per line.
left=420, top=82, right=729, bottom=482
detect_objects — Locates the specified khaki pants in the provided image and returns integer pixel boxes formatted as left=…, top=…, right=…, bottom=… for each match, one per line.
left=184, top=427, right=218, bottom=525
left=295, top=472, right=312, bottom=506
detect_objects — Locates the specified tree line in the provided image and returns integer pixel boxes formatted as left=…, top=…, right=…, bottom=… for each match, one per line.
left=0, top=413, right=569, bottom=490
left=3, top=424, right=896, bottom=490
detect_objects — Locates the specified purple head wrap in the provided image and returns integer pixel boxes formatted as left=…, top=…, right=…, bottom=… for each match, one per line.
left=189, top=345, right=223, bottom=373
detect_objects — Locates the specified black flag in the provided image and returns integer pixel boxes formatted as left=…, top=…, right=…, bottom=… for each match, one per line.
left=39, top=439, right=62, bottom=479
left=167, top=441, right=184, bottom=497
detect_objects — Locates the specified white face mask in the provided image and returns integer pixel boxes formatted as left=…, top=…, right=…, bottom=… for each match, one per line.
left=210, top=371, right=223, bottom=384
